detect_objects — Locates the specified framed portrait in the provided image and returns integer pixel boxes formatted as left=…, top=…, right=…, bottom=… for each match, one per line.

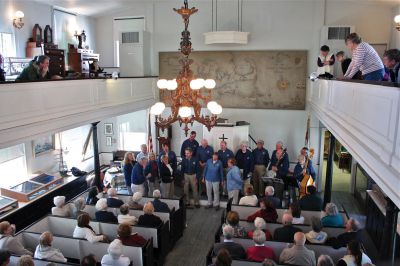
left=106, top=136, right=112, bottom=146
left=104, top=123, right=113, bottom=135
left=32, top=135, right=55, bottom=157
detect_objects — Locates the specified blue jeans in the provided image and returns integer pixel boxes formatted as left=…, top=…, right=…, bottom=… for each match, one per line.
left=363, top=68, right=384, bottom=81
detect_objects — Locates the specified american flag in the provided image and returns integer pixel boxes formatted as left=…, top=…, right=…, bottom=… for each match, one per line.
left=147, top=112, right=153, bottom=153
left=305, top=114, right=310, bottom=148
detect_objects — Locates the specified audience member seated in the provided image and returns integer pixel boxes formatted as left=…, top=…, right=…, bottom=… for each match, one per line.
left=73, top=213, right=106, bottom=243
left=17, top=255, right=34, bottom=266
left=273, top=213, right=302, bottom=243
left=0, top=221, right=32, bottom=256
left=128, top=192, right=144, bottom=210
left=34, top=231, right=67, bottom=263
left=137, top=202, right=163, bottom=228
left=247, top=217, right=272, bottom=241
left=246, top=229, right=277, bottom=262
left=317, top=254, right=334, bottom=266
left=0, top=249, right=11, bottom=266
left=72, top=197, right=87, bottom=218
left=321, top=203, right=344, bottom=227
left=117, top=204, right=137, bottom=225
left=336, top=241, right=372, bottom=266
left=279, top=232, right=316, bottom=266
left=81, top=254, right=97, bottom=266
left=238, top=185, right=258, bottom=206
left=51, top=196, right=72, bottom=217
left=95, top=198, right=118, bottom=223
left=329, top=218, right=360, bottom=249
left=117, top=223, right=147, bottom=247
left=223, top=211, right=247, bottom=238
left=106, top=188, right=124, bottom=208
left=213, top=225, right=246, bottom=260
left=86, top=186, right=100, bottom=205
left=299, top=185, right=322, bottom=211
left=100, top=239, right=130, bottom=266
left=289, top=202, right=304, bottom=224
left=262, top=186, right=281, bottom=209
left=210, top=248, right=232, bottom=266
left=305, top=217, right=328, bottom=244
left=262, top=259, right=277, bottom=266
left=152, top=190, right=171, bottom=213
left=15, top=55, right=51, bottom=82
left=247, top=198, right=278, bottom=223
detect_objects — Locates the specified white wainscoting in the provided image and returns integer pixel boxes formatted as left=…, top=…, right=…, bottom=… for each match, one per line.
left=309, top=80, right=400, bottom=208
left=0, top=78, right=157, bottom=148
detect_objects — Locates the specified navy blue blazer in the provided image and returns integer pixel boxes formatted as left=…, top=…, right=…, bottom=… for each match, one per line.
left=152, top=198, right=170, bottom=213
left=107, top=198, right=124, bottom=208
left=95, top=210, right=118, bottom=223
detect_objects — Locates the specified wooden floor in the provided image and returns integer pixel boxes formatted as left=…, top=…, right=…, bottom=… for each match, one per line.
left=164, top=207, right=223, bottom=266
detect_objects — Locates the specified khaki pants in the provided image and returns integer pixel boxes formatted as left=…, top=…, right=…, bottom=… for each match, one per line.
left=184, top=174, right=199, bottom=205
left=228, top=190, right=240, bottom=204
left=206, top=181, right=220, bottom=207
left=161, top=182, right=174, bottom=198
left=253, top=165, right=266, bottom=196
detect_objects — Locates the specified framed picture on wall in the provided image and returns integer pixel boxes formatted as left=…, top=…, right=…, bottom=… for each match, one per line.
left=32, top=135, right=55, bottom=157
left=106, top=136, right=112, bottom=146
left=104, top=123, right=113, bottom=135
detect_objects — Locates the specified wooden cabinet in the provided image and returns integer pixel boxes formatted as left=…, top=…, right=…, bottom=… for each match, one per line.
left=68, top=51, right=99, bottom=76
left=44, top=48, right=65, bottom=77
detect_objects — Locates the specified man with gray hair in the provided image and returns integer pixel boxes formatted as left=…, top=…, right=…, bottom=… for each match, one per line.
left=246, top=229, right=277, bottom=262
left=279, top=232, right=316, bottom=266
left=252, top=139, right=270, bottom=197
left=262, top=186, right=281, bottom=209
left=16, top=55, right=51, bottom=81
left=273, top=213, right=302, bottom=243
left=213, top=225, right=246, bottom=259
left=131, top=157, right=148, bottom=195
left=151, top=190, right=170, bottom=213
left=136, top=144, right=148, bottom=162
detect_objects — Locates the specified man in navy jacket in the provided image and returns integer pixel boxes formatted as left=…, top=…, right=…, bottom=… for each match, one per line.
left=131, top=157, right=148, bottom=196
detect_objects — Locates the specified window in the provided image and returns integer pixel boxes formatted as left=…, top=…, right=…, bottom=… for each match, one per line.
left=0, top=144, right=27, bottom=188
left=59, top=125, right=93, bottom=168
left=0, top=33, right=16, bottom=57
left=119, top=132, right=147, bottom=151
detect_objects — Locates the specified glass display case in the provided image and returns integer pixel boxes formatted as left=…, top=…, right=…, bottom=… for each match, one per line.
left=0, top=173, right=63, bottom=202
left=0, top=195, right=18, bottom=215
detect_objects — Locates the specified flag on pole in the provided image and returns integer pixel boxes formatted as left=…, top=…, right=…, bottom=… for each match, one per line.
left=305, top=114, right=310, bottom=148
left=147, top=111, right=153, bottom=153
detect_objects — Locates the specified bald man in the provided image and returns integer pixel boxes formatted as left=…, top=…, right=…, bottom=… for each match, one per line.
left=279, top=232, right=316, bottom=266
left=273, top=213, right=302, bottom=243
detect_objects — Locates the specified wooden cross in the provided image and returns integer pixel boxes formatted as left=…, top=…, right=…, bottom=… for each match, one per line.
left=219, top=134, right=228, bottom=141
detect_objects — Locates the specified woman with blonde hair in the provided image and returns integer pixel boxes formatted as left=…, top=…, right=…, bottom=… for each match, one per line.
left=34, top=231, right=67, bottom=262
left=123, top=152, right=136, bottom=194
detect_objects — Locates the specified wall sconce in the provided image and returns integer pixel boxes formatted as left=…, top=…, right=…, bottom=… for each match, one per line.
left=13, top=10, right=24, bottom=29
left=395, top=15, right=400, bottom=31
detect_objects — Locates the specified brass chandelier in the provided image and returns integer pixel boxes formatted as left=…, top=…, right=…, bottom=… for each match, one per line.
left=150, top=0, right=222, bottom=136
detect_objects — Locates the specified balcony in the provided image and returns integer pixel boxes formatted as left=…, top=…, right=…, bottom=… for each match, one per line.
left=309, top=79, right=400, bottom=208
left=0, top=77, right=157, bottom=148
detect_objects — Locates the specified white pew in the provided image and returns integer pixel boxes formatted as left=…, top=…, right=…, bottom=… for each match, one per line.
left=231, top=205, right=348, bottom=225
left=10, top=256, right=78, bottom=266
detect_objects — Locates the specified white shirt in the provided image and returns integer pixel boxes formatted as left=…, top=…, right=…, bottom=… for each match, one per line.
left=292, top=216, right=305, bottom=224
left=238, top=195, right=258, bottom=206
left=101, top=254, right=130, bottom=266
left=73, top=226, right=103, bottom=243
left=34, top=245, right=67, bottom=262
left=117, top=214, right=137, bottom=225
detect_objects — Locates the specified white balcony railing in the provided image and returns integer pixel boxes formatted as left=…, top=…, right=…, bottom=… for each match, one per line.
left=309, top=79, right=400, bottom=208
left=0, top=77, right=157, bottom=148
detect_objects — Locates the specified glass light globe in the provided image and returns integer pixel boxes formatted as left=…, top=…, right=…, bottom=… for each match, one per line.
left=157, top=79, right=168, bottom=89
left=197, top=78, right=205, bottom=88
left=178, top=106, right=192, bottom=118
left=395, top=15, right=400, bottom=23
left=150, top=102, right=165, bottom=115
left=15, top=11, right=24, bottom=18
left=211, top=104, right=223, bottom=115
left=190, top=79, right=201, bottom=90
left=166, top=80, right=177, bottom=90
left=207, top=101, right=218, bottom=110
left=204, top=79, right=216, bottom=89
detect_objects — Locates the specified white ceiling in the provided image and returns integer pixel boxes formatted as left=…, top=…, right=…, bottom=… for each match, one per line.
left=31, top=0, right=400, bottom=17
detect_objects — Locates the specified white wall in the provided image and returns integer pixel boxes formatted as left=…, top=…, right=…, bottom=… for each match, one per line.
left=0, top=0, right=96, bottom=57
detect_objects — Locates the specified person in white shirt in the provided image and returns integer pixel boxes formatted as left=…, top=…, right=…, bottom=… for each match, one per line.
left=136, top=144, right=149, bottom=162
left=337, top=241, right=372, bottom=266
left=0, top=221, right=32, bottom=256
left=289, top=202, right=305, bottom=224
left=73, top=213, right=106, bottom=243
left=34, top=231, right=67, bottom=262
left=117, top=204, right=137, bottom=225
left=51, top=196, right=72, bottom=217
left=239, top=184, right=258, bottom=206
left=306, top=217, right=328, bottom=244
left=101, top=239, right=130, bottom=266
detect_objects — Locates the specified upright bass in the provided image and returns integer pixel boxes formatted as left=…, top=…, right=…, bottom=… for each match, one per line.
left=299, top=148, right=314, bottom=198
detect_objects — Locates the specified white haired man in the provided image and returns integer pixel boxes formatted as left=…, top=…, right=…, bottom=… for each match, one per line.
left=151, top=190, right=170, bottom=213
left=279, top=232, right=316, bottom=266
left=213, top=225, right=246, bottom=260
left=262, top=186, right=281, bottom=209
left=246, top=229, right=277, bottom=262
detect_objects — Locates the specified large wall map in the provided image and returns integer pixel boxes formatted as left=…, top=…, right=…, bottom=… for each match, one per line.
left=159, top=50, right=307, bottom=110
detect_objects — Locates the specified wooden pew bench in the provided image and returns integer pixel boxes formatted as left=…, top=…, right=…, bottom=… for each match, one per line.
left=14, top=231, right=151, bottom=266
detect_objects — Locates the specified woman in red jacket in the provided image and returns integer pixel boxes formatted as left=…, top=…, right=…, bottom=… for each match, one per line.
left=247, top=198, right=278, bottom=223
